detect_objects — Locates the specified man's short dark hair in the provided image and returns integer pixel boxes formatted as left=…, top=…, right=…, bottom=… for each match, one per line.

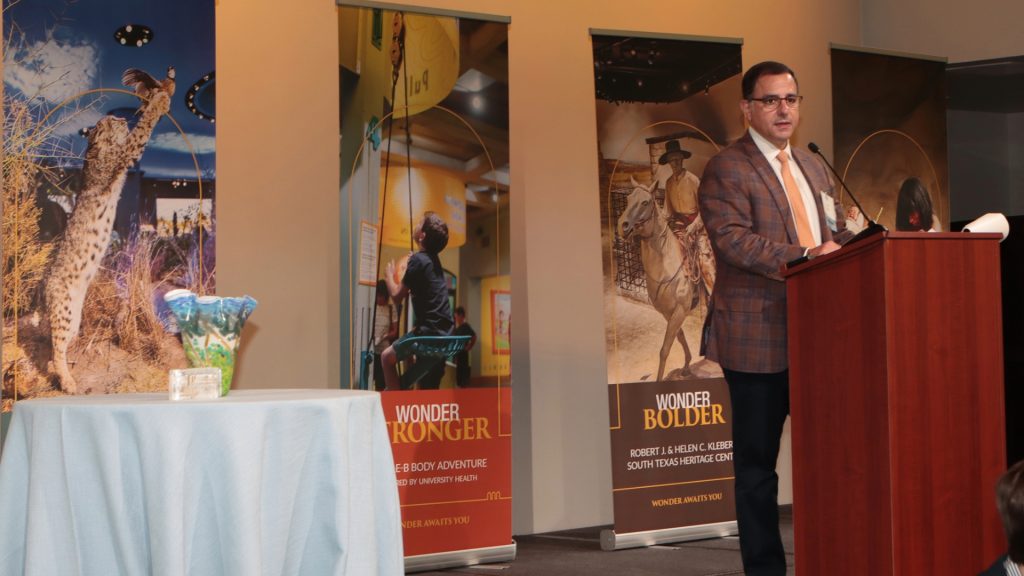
left=742, top=61, right=799, bottom=99
left=421, top=212, right=449, bottom=253
left=455, top=306, right=466, bottom=316
left=997, top=459, right=1024, bottom=562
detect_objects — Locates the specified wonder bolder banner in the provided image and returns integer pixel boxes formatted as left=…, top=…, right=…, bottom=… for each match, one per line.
left=591, top=30, right=744, bottom=548
left=608, top=378, right=734, bottom=534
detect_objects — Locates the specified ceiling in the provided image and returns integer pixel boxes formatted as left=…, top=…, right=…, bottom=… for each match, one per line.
left=381, top=19, right=509, bottom=217
left=593, top=36, right=741, bottom=104
left=947, top=55, right=1024, bottom=113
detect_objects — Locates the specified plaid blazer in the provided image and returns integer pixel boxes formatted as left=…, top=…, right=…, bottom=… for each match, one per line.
left=698, top=131, right=852, bottom=373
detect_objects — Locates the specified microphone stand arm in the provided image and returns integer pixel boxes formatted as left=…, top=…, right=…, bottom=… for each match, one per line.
left=809, top=145, right=886, bottom=245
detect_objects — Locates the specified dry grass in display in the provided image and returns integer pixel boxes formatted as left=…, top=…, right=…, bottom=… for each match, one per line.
left=2, top=234, right=193, bottom=410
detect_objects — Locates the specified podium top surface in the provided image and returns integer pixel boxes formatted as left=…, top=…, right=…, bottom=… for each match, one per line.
left=782, top=231, right=1003, bottom=278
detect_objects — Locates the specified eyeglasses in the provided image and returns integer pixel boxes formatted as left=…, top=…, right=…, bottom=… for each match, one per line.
left=747, top=95, right=803, bottom=111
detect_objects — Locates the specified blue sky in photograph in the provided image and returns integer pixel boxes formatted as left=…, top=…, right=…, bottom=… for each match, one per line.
left=4, top=0, right=215, bottom=179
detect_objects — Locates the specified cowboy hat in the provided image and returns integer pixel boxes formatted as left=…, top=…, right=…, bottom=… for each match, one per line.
left=658, top=139, right=692, bottom=164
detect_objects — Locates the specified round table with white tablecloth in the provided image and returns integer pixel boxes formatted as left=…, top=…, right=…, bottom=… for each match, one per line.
left=0, top=389, right=403, bottom=576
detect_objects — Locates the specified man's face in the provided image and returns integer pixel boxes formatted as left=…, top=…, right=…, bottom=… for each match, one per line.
left=413, top=219, right=425, bottom=248
left=668, top=156, right=686, bottom=174
left=741, top=72, right=799, bottom=149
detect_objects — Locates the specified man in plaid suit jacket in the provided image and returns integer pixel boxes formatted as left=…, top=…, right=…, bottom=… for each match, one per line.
left=698, top=61, right=853, bottom=576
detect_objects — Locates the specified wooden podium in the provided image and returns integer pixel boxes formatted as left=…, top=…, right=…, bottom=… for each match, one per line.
left=784, top=232, right=1006, bottom=575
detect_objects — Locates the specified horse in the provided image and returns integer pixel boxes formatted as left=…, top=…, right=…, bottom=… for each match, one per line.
left=617, top=178, right=701, bottom=381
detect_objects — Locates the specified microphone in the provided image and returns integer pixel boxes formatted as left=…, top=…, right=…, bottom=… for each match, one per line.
left=807, top=142, right=885, bottom=245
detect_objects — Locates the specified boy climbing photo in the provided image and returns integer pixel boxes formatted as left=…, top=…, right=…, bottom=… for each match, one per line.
left=382, top=212, right=454, bottom=391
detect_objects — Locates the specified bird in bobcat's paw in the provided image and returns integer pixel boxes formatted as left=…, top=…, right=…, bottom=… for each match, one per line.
left=122, top=66, right=176, bottom=101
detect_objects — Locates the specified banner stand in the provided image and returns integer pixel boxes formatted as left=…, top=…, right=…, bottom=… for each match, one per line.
left=600, top=521, right=736, bottom=551
left=592, top=31, right=742, bottom=546
left=405, top=542, right=517, bottom=573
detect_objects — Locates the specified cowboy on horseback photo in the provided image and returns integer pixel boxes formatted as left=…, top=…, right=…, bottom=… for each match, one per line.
left=660, top=139, right=716, bottom=308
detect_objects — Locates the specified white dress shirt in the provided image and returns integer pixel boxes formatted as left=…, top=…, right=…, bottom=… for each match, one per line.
left=749, top=128, right=823, bottom=246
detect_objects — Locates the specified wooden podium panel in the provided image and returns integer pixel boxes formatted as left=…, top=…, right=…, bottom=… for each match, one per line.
left=785, top=232, right=1006, bottom=575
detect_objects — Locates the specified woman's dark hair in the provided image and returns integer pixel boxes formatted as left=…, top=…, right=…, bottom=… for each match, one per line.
left=895, top=177, right=934, bottom=232
left=375, top=279, right=388, bottom=300
left=742, top=61, right=798, bottom=99
left=420, top=211, right=449, bottom=253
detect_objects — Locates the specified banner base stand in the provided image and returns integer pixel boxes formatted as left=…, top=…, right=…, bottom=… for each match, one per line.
left=405, top=542, right=517, bottom=573
left=600, top=521, right=737, bottom=551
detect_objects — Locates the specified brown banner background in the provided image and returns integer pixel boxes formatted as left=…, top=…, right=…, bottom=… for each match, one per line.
left=830, top=47, right=950, bottom=233
left=608, top=378, right=734, bottom=533
left=592, top=32, right=743, bottom=536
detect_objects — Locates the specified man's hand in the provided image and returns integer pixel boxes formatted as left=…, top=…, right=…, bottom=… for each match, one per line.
left=808, top=240, right=842, bottom=258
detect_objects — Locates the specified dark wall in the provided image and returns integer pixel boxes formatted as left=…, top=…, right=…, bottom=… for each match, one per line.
left=952, top=216, right=1024, bottom=466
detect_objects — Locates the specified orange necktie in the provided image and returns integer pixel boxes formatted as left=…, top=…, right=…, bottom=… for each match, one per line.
left=778, top=150, right=815, bottom=248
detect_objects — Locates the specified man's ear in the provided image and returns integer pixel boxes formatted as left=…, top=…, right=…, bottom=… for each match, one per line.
left=739, top=99, right=751, bottom=122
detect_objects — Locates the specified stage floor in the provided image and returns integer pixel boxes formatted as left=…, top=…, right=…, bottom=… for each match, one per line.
left=419, top=506, right=794, bottom=576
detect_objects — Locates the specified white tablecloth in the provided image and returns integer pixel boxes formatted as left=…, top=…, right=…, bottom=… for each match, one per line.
left=0, top=389, right=403, bottom=576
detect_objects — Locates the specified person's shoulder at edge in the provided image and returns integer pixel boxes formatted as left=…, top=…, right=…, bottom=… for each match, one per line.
left=977, top=555, right=1009, bottom=576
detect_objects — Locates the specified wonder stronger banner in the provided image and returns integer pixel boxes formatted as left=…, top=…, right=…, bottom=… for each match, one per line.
left=339, top=4, right=512, bottom=571
left=381, top=387, right=512, bottom=566
left=591, top=30, right=743, bottom=549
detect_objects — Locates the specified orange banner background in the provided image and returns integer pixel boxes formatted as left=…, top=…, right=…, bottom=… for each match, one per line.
left=381, top=387, right=512, bottom=557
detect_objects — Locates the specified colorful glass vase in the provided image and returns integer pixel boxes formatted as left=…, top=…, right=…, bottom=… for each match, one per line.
left=163, top=289, right=258, bottom=396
